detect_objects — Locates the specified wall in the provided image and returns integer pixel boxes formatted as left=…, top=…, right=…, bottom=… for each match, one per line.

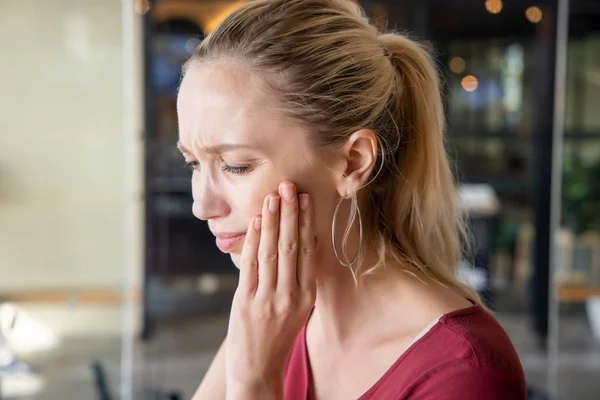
left=0, top=0, right=143, bottom=336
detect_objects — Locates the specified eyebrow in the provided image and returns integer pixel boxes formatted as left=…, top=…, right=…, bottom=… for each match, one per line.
left=176, top=140, right=261, bottom=155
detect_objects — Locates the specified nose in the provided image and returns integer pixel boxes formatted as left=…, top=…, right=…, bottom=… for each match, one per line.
left=191, top=173, right=230, bottom=221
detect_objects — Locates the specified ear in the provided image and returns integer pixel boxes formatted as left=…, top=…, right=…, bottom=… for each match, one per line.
left=335, top=129, right=377, bottom=196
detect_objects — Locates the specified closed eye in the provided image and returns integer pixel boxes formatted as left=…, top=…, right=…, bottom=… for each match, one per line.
left=222, top=163, right=250, bottom=175
left=185, top=160, right=200, bottom=171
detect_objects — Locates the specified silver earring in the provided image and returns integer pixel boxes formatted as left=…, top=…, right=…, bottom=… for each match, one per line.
left=331, top=193, right=363, bottom=268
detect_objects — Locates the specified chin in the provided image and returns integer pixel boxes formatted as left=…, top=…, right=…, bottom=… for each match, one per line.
left=228, top=247, right=324, bottom=271
left=230, top=253, right=241, bottom=269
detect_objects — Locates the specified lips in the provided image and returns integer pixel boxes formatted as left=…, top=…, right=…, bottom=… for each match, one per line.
left=214, top=232, right=246, bottom=253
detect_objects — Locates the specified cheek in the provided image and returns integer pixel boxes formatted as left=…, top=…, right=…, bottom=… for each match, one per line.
left=225, top=177, right=273, bottom=216
left=312, top=196, right=334, bottom=255
left=234, top=187, right=267, bottom=220
left=293, top=180, right=335, bottom=238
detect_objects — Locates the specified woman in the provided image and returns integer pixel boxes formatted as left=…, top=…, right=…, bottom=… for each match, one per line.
left=177, top=0, right=527, bottom=398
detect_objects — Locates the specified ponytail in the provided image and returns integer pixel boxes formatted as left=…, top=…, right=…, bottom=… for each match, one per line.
left=374, top=33, right=483, bottom=304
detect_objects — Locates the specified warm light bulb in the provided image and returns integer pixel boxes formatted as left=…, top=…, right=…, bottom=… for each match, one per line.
left=485, top=0, right=503, bottom=14
left=525, top=6, right=543, bottom=23
left=461, top=75, right=479, bottom=92
left=450, top=57, right=466, bottom=74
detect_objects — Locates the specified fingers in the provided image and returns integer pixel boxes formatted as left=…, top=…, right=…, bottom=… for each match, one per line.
left=238, top=215, right=261, bottom=295
left=298, top=193, right=316, bottom=293
left=257, top=193, right=280, bottom=295
left=252, top=182, right=315, bottom=300
left=277, top=182, right=299, bottom=291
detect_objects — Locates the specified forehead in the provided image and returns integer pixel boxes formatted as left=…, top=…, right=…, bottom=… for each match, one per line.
left=178, top=61, right=257, bottom=112
left=177, top=62, right=273, bottom=145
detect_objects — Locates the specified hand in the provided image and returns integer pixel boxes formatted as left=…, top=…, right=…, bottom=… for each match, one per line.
left=225, top=181, right=317, bottom=400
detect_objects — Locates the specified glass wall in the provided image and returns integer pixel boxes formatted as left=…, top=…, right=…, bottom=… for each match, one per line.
left=554, top=11, right=600, bottom=400
left=0, top=0, right=142, bottom=398
left=424, top=1, right=600, bottom=398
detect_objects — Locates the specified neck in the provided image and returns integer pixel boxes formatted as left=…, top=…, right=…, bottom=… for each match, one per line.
left=310, top=250, right=414, bottom=345
left=309, top=251, right=475, bottom=348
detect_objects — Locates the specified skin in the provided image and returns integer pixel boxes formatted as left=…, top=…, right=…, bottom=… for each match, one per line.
left=178, top=60, right=473, bottom=400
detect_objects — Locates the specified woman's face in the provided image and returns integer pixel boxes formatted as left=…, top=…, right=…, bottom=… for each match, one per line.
left=177, top=62, right=340, bottom=268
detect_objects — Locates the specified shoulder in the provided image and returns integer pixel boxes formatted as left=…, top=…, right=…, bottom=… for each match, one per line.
left=437, top=304, right=523, bottom=370
left=411, top=358, right=528, bottom=400
left=408, top=305, right=527, bottom=399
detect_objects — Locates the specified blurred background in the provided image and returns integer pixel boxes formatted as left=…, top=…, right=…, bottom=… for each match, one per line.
left=0, top=0, right=599, bottom=398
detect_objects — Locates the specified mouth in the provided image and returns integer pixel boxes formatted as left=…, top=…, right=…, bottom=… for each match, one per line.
left=214, top=232, right=246, bottom=253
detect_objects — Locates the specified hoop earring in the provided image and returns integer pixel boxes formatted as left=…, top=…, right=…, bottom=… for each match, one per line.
left=331, top=193, right=363, bottom=268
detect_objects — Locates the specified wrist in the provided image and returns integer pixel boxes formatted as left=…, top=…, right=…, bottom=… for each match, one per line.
left=226, top=379, right=283, bottom=400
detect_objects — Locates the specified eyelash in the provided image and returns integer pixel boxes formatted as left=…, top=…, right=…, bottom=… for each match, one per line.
left=222, top=163, right=250, bottom=175
left=185, top=161, right=200, bottom=172
left=185, top=160, right=250, bottom=175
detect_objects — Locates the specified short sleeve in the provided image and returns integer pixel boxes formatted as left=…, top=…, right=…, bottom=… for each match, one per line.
left=409, top=361, right=527, bottom=400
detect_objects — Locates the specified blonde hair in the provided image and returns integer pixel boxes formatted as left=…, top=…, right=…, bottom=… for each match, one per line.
left=184, top=0, right=482, bottom=304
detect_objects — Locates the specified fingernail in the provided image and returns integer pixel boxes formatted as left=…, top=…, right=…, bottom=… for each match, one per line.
left=299, top=194, right=310, bottom=211
left=281, top=184, right=295, bottom=203
left=269, top=195, right=280, bottom=213
left=254, top=216, right=262, bottom=231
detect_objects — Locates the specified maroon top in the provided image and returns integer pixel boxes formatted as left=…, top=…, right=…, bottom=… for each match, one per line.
left=283, top=303, right=527, bottom=399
